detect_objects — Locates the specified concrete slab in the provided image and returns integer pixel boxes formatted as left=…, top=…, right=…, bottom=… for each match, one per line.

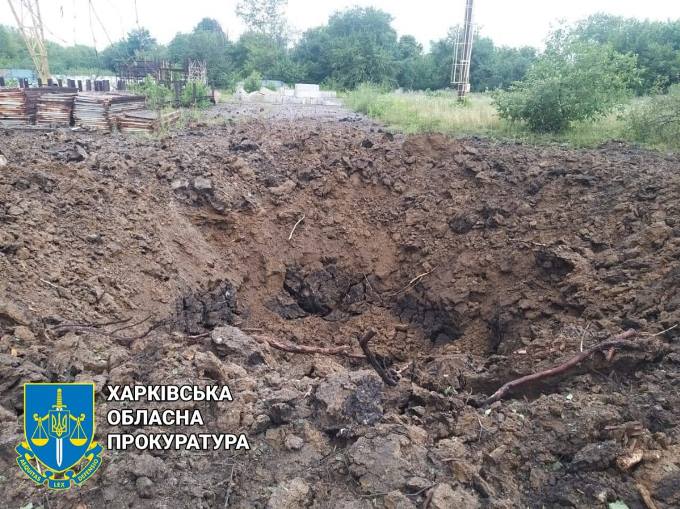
left=294, top=84, right=321, bottom=98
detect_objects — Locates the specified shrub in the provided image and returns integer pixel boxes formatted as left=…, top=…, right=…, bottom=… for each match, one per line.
left=243, top=71, right=262, bottom=93
left=130, top=76, right=172, bottom=109
left=180, top=80, right=211, bottom=108
left=494, top=39, right=638, bottom=132
left=627, top=84, right=680, bottom=147
left=214, top=72, right=238, bottom=93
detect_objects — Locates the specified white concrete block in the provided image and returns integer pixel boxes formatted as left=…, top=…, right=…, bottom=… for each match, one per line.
left=294, top=84, right=321, bottom=98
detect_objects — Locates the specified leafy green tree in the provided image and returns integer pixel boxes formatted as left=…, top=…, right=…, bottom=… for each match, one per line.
left=490, top=46, right=537, bottom=89
left=427, top=29, right=537, bottom=92
left=0, top=25, right=31, bottom=68
left=293, top=27, right=331, bottom=83
left=236, top=0, right=288, bottom=43
left=100, top=28, right=160, bottom=69
left=125, top=28, right=158, bottom=57
left=294, top=7, right=399, bottom=89
left=0, top=25, right=103, bottom=73
left=407, top=55, right=441, bottom=90
left=494, top=36, right=638, bottom=132
left=426, top=28, right=458, bottom=90
left=168, top=19, right=235, bottom=87
left=232, top=0, right=300, bottom=81
left=195, top=18, right=227, bottom=40
left=574, top=14, right=680, bottom=93
left=396, top=35, right=425, bottom=89
left=231, top=31, right=299, bottom=81
left=397, top=35, right=422, bottom=60
left=46, top=43, right=99, bottom=73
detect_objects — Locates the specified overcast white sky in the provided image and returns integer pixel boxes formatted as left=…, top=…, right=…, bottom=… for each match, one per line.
left=2, top=0, right=679, bottom=50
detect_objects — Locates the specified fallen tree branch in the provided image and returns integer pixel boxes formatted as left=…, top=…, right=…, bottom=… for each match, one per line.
left=254, top=334, right=365, bottom=359
left=358, top=328, right=398, bottom=386
left=239, top=330, right=401, bottom=385
left=481, top=329, right=640, bottom=406
left=49, top=317, right=164, bottom=346
left=49, top=316, right=133, bottom=328
left=109, top=314, right=153, bottom=333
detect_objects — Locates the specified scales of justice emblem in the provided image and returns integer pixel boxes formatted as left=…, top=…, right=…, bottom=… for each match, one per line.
left=16, top=383, right=103, bottom=490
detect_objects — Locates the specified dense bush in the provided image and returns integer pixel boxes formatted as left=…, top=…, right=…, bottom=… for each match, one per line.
left=243, top=70, right=262, bottom=93
left=180, top=80, right=212, bottom=108
left=627, top=84, right=680, bottom=146
left=494, top=38, right=637, bottom=132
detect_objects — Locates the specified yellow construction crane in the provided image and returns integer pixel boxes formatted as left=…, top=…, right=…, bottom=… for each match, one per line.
left=7, top=0, right=50, bottom=83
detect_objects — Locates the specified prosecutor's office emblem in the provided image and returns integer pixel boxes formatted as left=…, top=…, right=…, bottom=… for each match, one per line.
left=16, top=383, right=103, bottom=490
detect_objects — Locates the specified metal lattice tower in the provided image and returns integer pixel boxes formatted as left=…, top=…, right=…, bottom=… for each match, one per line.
left=451, top=0, right=475, bottom=99
left=7, top=0, right=51, bottom=83
left=187, top=60, right=208, bottom=84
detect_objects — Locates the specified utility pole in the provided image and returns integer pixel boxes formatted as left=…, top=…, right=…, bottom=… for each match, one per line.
left=7, top=0, right=50, bottom=84
left=451, top=0, right=475, bottom=99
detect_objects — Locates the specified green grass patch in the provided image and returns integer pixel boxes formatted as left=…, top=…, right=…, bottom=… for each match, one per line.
left=344, top=85, right=502, bottom=136
left=344, top=85, right=674, bottom=150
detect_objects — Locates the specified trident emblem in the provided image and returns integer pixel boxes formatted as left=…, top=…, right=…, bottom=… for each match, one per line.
left=49, top=388, right=69, bottom=467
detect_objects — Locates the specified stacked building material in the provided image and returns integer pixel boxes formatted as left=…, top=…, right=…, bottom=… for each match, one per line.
left=1, top=87, right=80, bottom=128
left=115, top=109, right=181, bottom=134
left=108, top=96, right=147, bottom=117
left=0, top=88, right=31, bottom=126
left=73, top=93, right=145, bottom=132
left=35, top=92, right=78, bottom=127
left=26, top=88, right=78, bottom=122
left=73, top=94, right=111, bottom=131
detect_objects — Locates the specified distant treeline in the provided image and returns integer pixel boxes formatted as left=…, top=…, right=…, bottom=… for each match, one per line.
left=1, top=6, right=679, bottom=93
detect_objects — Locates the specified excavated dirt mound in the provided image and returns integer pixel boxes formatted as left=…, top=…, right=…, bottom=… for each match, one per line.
left=0, top=103, right=679, bottom=508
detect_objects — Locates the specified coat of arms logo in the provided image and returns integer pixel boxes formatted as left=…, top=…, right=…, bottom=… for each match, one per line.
left=16, top=383, right=103, bottom=490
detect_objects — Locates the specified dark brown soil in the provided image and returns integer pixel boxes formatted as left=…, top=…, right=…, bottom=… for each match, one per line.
left=0, top=103, right=679, bottom=508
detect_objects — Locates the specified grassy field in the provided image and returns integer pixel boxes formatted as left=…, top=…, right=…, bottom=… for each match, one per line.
left=343, top=85, right=639, bottom=149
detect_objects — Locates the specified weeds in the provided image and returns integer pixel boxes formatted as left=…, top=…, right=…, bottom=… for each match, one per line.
left=180, top=81, right=211, bottom=108
left=344, top=84, right=678, bottom=150
left=627, top=85, right=680, bottom=149
left=344, top=84, right=501, bottom=136
left=130, top=76, right=173, bottom=110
